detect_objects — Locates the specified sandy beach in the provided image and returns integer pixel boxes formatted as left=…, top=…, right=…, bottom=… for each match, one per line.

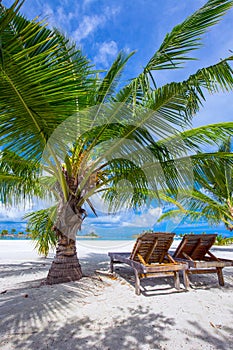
left=0, top=239, right=233, bottom=350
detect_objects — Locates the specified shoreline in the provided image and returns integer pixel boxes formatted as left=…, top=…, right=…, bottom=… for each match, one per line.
left=1, top=238, right=233, bottom=253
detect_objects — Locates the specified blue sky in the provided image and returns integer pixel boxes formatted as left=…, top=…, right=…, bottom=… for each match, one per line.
left=1, top=0, right=233, bottom=233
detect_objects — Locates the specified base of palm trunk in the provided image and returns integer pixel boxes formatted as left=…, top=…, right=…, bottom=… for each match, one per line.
left=46, top=254, right=82, bottom=284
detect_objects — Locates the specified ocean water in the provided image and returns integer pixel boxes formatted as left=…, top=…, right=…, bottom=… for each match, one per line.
left=0, top=221, right=27, bottom=233
left=0, top=220, right=233, bottom=240
left=0, top=221, right=29, bottom=240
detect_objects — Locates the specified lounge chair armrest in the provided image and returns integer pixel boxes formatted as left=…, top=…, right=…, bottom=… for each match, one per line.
left=206, top=250, right=220, bottom=261
left=137, top=253, right=147, bottom=265
left=182, top=252, right=193, bottom=261
left=167, top=253, right=176, bottom=263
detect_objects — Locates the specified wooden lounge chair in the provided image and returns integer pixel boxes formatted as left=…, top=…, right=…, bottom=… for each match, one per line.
left=108, top=232, right=188, bottom=295
left=173, top=233, right=233, bottom=287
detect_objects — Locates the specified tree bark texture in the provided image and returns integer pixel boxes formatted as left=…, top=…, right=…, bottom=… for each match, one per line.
left=46, top=197, right=85, bottom=284
left=46, top=232, right=82, bottom=284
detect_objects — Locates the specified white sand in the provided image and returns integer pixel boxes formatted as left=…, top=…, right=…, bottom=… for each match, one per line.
left=0, top=240, right=233, bottom=350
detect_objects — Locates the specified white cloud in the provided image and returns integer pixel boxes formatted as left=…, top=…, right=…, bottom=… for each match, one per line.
left=36, top=3, right=80, bottom=33
left=94, top=41, right=118, bottom=66
left=84, top=205, right=162, bottom=229
left=82, top=0, right=97, bottom=7
left=0, top=198, right=54, bottom=222
left=122, top=207, right=162, bottom=228
left=57, top=5, right=76, bottom=23
left=72, top=6, right=120, bottom=43
left=42, top=4, right=57, bottom=27
left=85, top=214, right=121, bottom=225
left=0, top=201, right=33, bottom=221
left=73, top=14, right=105, bottom=42
left=104, top=6, right=121, bottom=18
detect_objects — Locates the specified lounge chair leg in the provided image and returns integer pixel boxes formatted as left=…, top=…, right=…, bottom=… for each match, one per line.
left=216, top=267, right=224, bottom=286
left=134, top=269, right=141, bottom=295
left=183, top=270, right=190, bottom=289
left=110, top=259, right=114, bottom=273
left=174, top=272, right=180, bottom=290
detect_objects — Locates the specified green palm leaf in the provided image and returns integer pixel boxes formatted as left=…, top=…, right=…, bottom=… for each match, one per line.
left=95, top=51, right=135, bottom=104
left=159, top=140, right=233, bottom=230
left=145, top=0, right=233, bottom=71
left=25, top=206, right=57, bottom=256
left=0, top=9, right=92, bottom=159
left=0, top=150, right=42, bottom=205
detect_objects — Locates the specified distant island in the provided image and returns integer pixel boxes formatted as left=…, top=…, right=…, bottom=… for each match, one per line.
left=0, top=229, right=100, bottom=239
left=0, top=228, right=31, bottom=239
left=76, top=231, right=100, bottom=239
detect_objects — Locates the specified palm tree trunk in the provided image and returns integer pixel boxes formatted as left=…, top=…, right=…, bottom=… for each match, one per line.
left=46, top=200, right=85, bottom=284
left=46, top=231, right=82, bottom=284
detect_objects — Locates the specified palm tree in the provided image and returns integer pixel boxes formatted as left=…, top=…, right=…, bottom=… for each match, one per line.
left=158, top=138, right=233, bottom=231
left=1, top=0, right=233, bottom=284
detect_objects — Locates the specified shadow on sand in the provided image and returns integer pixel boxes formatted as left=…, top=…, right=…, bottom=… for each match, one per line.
left=1, top=252, right=233, bottom=349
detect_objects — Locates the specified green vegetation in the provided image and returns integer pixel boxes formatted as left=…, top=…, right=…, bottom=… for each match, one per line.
left=132, top=229, right=154, bottom=239
left=1, top=1, right=233, bottom=284
left=0, top=228, right=31, bottom=238
left=214, top=234, right=233, bottom=245
left=86, top=232, right=99, bottom=238
left=158, top=138, right=233, bottom=230
left=176, top=232, right=196, bottom=238
left=78, top=231, right=100, bottom=238
left=25, top=208, right=57, bottom=257
left=0, top=229, right=9, bottom=236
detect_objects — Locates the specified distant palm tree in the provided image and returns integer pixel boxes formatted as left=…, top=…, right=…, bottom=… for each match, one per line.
left=1, top=229, right=9, bottom=236
left=1, top=0, right=233, bottom=284
left=159, top=138, right=233, bottom=231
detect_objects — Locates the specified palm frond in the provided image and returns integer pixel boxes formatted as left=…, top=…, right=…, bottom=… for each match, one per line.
left=157, top=122, right=233, bottom=152
left=25, top=206, right=57, bottom=256
left=115, top=55, right=233, bottom=133
left=159, top=141, right=233, bottom=230
left=96, top=51, right=135, bottom=104
left=145, top=0, right=233, bottom=71
left=158, top=209, right=188, bottom=222
left=0, top=0, right=24, bottom=34
left=0, top=150, right=43, bottom=205
left=0, top=8, right=92, bottom=160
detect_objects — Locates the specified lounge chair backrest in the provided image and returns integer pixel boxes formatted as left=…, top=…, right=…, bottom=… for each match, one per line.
left=173, top=234, right=217, bottom=260
left=130, top=232, right=175, bottom=264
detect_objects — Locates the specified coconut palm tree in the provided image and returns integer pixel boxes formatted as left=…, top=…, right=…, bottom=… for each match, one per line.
left=1, top=0, right=233, bottom=284
left=158, top=138, right=233, bottom=231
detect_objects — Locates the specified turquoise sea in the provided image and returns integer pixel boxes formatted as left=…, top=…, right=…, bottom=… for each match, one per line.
left=1, top=220, right=233, bottom=240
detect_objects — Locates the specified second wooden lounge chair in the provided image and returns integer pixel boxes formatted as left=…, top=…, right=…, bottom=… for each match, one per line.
left=173, top=233, right=233, bottom=287
left=108, top=232, right=188, bottom=295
